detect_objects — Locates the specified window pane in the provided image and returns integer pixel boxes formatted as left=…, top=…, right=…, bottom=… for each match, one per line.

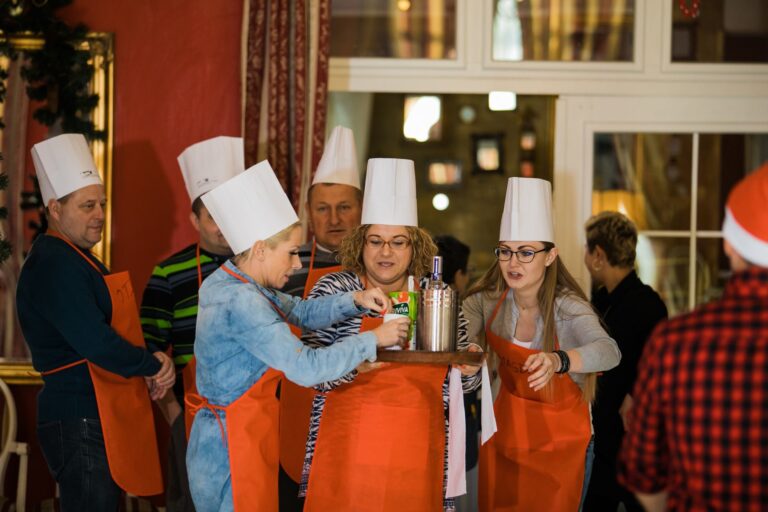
left=636, top=236, right=690, bottom=316
left=492, top=0, right=635, bottom=62
left=592, top=133, right=693, bottom=231
left=331, top=0, right=457, bottom=59
left=698, top=133, right=768, bottom=230
left=696, top=238, right=729, bottom=306
left=671, top=0, right=768, bottom=63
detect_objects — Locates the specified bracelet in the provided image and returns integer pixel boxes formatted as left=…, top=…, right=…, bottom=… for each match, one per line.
left=554, top=350, right=570, bottom=374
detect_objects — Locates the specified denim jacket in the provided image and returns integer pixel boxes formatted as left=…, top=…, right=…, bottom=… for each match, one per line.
left=194, top=260, right=377, bottom=406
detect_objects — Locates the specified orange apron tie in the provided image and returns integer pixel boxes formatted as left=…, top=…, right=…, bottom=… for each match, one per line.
left=43, top=232, right=163, bottom=496
left=304, top=316, right=448, bottom=512
left=280, top=241, right=343, bottom=482
left=478, top=289, right=591, bottom=512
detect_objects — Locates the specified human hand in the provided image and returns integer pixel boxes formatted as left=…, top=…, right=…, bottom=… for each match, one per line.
left=353, top=288, right=391, bottom=315
left=372, top=317, right=410, bottom=348
left=523, top=352, right=560, bottom=391
left=151, top=351, right=176, bottom=391
left=145, top=376, right=168, bottom=400
left=454, top=344, right=483, bottom=376
left=620, top=394, right=634, bottom=431
left=356, top=361, right=389, bottom=374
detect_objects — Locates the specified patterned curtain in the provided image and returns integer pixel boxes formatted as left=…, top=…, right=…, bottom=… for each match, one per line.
left=0, top=58, right=31, bottom=358
left=243, top=0, right=331, bottom=225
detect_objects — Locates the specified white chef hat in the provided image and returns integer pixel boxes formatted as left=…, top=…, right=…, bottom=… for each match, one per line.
left=312, top=126, right=360, bottom=189
left=360, top=158, right=418, bottom=227
left=201, top=160, right=299, bottom=254
left=31, top=134, right=102, bottom=205
left=499, top=177, right=554, bottom=243
left=178, top=136, right=244, bottom=203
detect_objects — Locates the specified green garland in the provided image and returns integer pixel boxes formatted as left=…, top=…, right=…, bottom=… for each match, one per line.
left=1, top=0, right=103, bottom=139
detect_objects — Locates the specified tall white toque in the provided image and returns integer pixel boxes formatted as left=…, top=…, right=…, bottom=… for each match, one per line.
left=201, top=160, right=299, bottom=255
left=31, top=134, right=102, bottom=205
left=178, top=136, right=245, bottom=203
left=499, top=177, right=555, bottom=243
left=360, top=158, right=418, bottom=227
left=312, top=126, right=361, bottom=189
left=722, top=161, right=768, bottom=266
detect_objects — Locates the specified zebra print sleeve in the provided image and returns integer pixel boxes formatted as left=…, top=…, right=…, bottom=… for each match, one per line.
left=302, top=271, right=366, bottom=392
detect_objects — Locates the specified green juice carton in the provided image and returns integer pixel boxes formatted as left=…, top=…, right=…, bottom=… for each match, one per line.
left=388, top=285, right=418, bottom=350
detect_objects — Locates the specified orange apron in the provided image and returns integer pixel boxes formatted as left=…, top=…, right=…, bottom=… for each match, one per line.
left=304, top=316, right=448, bottom=512
left=279, top=241, right=342, bottom=482
left=479, top=289, right=591, bottom=512
left=41, top=233, right=163, bottom=496
left=185, top=264, right=289, bottom=512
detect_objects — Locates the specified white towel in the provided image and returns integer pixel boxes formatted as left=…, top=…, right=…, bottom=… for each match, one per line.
left=480, top=361, right=498, bottom=445
left=445, top=368, right=467, bottom=498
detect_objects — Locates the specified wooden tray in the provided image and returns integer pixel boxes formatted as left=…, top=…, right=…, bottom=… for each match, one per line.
left=376, top=350, right=485, bottom=365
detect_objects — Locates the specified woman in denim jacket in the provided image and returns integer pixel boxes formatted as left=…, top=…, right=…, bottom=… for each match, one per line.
left=185, top=162, right=407, bottom=512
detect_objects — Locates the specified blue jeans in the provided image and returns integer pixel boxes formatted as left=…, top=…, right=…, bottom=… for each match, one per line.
left=580, top=435, right=596, bottom=512
left=37, top=418, right=121, bottom=512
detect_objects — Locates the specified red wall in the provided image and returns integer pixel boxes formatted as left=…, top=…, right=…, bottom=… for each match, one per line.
left=58, top=0, right=243, bottom=288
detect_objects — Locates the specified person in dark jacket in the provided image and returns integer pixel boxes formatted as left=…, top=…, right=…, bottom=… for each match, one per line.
left=582, top=211, right=667, bottom=512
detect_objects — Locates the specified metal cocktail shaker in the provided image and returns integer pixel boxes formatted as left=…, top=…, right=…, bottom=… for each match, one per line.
left=416, top=256, right=459, bottom=352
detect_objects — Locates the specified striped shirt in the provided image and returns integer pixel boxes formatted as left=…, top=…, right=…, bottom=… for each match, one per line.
left=140, top=243, right=229, bottom=398
left=298, top=271, right=480, bottom=510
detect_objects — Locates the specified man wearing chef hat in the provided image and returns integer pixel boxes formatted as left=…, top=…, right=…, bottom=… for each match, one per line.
left=140, top=136, right=244, bottom=512
left=279, top=126, right=363, bottom=509
left=619, top=162, right=768, bottom=511
left=17, top=134, right=175, bottom=510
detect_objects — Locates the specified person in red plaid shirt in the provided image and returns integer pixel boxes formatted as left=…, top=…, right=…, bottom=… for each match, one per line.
left=618, top=161, right=768, bottom=512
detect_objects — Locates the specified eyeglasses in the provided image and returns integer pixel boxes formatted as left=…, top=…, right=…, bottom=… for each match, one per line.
left=365, top=236, right=412, bottom=251
left=494, top=247, right=548, bottom=263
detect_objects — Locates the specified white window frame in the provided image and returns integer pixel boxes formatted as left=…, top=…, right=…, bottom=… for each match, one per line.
left=329, top=0, right=768, bottom=96
left=553, top=96, right=768, bottom=301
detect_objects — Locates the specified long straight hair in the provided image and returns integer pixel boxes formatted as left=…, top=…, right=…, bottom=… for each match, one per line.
left=466, top=243, right=597, bottom=402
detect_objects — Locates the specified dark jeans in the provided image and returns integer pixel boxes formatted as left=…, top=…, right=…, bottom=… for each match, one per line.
left=37, top=418, right=121, bottom=512
left=278, top=463, right=305, bottom=512
left=167, top=413, right=197, bottom=512
left=580, top=435, right=595, bottom=512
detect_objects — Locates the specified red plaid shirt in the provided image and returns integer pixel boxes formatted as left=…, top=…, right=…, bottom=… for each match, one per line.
left=619, top=267, right=768, bottom=511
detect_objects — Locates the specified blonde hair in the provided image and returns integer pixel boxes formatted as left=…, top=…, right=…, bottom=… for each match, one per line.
left=232, top=221, right=302, bottom=264
left=466, top=243, right=598, bottom=402
left=585, top=211, right=637, bottom=268
left=338, top=224, right=437, bottom=278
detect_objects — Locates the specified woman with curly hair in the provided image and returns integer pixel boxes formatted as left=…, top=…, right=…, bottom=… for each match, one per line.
left=299, top=159, right=482, bottom=512
left=463, top=178, right=621, bottom=512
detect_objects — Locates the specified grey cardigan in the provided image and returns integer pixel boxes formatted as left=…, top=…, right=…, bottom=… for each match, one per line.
left=463, top=290, right=621, bottom=388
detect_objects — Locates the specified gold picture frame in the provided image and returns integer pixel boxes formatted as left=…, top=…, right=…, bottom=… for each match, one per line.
left=0, top=31, right=114, bottom=383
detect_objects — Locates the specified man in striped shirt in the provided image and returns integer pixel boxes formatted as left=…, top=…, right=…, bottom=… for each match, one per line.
left=140, top=136, right=243, bottom=512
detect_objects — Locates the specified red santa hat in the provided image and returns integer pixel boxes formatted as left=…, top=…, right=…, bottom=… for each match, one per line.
left=722, top=161, right=768, bottom=267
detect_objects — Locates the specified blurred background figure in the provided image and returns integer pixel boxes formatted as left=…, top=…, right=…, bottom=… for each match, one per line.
left=582, top=211, right=667, bottom=512
left=435, top=235, right=479, bottom=512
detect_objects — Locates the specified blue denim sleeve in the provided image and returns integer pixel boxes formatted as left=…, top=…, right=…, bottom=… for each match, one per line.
left=273, top=289, right=366, bottom=330
left=229, top=289, right=377, bottom=387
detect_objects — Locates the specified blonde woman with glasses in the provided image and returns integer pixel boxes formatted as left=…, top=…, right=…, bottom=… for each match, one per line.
left=299, top=159, right=482, bottom=512
left=463, top=178, right=621, bottom=512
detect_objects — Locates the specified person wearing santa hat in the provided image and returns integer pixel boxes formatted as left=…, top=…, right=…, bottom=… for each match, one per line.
left=16, top=134, right=175, bottom=510
left=184, top=160, right=407, bottom=512
left=463, top=177, right=620, bottom=511
left=140, top=136, right=244, bottom=512
left=278, top=126, right=364, bottom=509
left=299, top=158, right=483, bottom=512
left=618, top=162, right=768, bottom=512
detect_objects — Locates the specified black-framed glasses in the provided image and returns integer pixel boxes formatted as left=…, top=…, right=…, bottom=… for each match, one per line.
left=365, top=236, right=412, bottom=251
left=494, top=247, right=548, bottom=263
